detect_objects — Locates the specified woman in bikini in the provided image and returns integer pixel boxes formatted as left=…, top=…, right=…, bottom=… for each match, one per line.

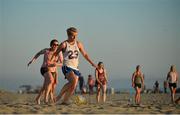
left=28, top=39, right=63, bottom=104
left=95, top=62, right=108, bottom=103
left=132, top=65, right=144, bottom=105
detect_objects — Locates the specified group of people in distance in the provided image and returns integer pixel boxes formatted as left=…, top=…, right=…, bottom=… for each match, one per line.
left=28, top=27, right=108, bottom=104
left=28, top=27, right=179, bottom=105
left=132, top=65, right=178, bottom=105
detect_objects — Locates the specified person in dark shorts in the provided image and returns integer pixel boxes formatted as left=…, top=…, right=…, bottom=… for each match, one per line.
left=132, top=65, right=144, bottom=105
left=167, top=65, right=178, bottom=103
left=154, top=81, right=159, bottom=93
left=28, top=39, right=63, bottom=104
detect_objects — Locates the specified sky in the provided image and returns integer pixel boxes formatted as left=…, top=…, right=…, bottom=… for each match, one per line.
left=0, top=0, right=180, bottom=92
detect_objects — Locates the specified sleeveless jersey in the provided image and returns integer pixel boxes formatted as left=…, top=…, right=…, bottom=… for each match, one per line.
left=63, top=41, right=80, bottom=70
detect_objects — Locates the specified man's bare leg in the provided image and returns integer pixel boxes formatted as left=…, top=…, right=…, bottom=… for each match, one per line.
left=62, top=71, right=78, bottom=103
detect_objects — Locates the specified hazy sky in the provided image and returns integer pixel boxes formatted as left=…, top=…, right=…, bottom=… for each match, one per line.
left=0, top=0, right=179, bottom=91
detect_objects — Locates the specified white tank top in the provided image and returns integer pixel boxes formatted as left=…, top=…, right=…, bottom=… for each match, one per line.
left=63, top=41, right=79, bottom=70
left=168, top=72, right=177, bottom=83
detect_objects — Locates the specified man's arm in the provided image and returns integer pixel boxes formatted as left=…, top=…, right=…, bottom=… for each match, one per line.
left=55, top=42, right=65, bottom=56
left=55, top=51, right=63, bottom=67
left=51, top=42, right=65, bottom=61
left=77, top=41, right=97, bottom=68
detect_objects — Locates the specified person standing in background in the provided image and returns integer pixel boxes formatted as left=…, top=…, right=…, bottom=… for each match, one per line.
left=87, top=74, right=95, bottom=95
left=132, top=65, right=144, bottom=105
left=167, top=65, right=178, bottom=103
left=164, top=80, right=168, bottom=93
left=95, top=62, right=108, bottom=103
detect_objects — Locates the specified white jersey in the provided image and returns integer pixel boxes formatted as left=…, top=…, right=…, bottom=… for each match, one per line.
left=63, top=41, right=80, bottom=70
left=168, top=72, right=177, bottom=83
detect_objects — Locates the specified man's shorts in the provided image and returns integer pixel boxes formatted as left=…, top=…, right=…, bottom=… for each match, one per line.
left=62, top=66, right=81, bottom=79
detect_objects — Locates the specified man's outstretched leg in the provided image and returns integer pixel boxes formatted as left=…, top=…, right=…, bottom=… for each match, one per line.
left=56, top=71, right=78, bottom=104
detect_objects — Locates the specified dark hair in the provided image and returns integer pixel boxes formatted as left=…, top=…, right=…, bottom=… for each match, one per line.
left=67, top=27, right=78, bottom=35
left=98, top=62, right=103, bottom=66
left=88, top=74, right=92, bottom=77
left=50, top=39, right=58, bottom=47
left=136, top=65, right=140, bottom=70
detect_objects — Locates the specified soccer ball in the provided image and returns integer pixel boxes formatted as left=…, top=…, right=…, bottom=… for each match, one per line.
left=74, top=95, right=87, bottom=105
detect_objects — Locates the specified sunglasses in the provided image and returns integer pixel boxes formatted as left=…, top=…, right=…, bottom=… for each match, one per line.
left=52, top=43, right=59, bottom=46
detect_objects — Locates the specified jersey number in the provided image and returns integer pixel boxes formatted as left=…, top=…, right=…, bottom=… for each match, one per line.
left=68, top=50, right=78, bottom=59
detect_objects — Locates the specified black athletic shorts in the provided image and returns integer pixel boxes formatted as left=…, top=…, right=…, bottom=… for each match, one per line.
left=169, top=83, right=177, bottom=88
left=40, top=67, right=48, bottom=76
left=135, top=83, right=141, bottom=88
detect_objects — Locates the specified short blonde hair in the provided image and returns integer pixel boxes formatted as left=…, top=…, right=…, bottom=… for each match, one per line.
left=67, top=27, right=78, bottom=35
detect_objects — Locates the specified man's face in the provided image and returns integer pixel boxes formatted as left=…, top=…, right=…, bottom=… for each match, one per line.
left=68, top=32, right=78, bottom=41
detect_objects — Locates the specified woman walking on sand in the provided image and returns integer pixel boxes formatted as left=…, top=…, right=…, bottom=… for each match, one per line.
left=28, top=39, right=63, bottom=104
left=167, top=65, right=178, bottom=103
left=95, top=62, right=108, bottom=103
left=132, top=65, right=144, bottom=105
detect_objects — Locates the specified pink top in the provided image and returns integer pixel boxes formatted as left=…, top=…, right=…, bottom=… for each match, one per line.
left=42, top=49, right=61, bottom=72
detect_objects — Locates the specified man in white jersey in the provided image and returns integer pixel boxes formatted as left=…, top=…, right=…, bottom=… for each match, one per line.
left=167, top=65, right=178, bottom=103
left=54, top=27, right=97, bottom=104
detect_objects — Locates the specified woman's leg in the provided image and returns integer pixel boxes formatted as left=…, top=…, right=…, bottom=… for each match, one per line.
left=135, top=87, right=138, bottom=104
left=35, top=80, right=45, bottom=104
left=44, top=72, right=54, bottom=103
left=137, top=88, right=141, bottom=104
left=170, top=87, right=174, bottom=103
left=49, top=83, right=56, bottom=103
left=96, top=85, right=101, bottom=103
left=52, top=83, right=56, bottom=102
left=172, top=87, right=176, bottom=103
left=102, top=84, right=107, bottom=103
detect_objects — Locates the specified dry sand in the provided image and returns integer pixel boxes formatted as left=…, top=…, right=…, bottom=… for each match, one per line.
left=0, top=90, right=180, bottom=114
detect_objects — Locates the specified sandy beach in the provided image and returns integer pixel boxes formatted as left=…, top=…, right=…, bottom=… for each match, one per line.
left=0, top=90, right=180, bottom=114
